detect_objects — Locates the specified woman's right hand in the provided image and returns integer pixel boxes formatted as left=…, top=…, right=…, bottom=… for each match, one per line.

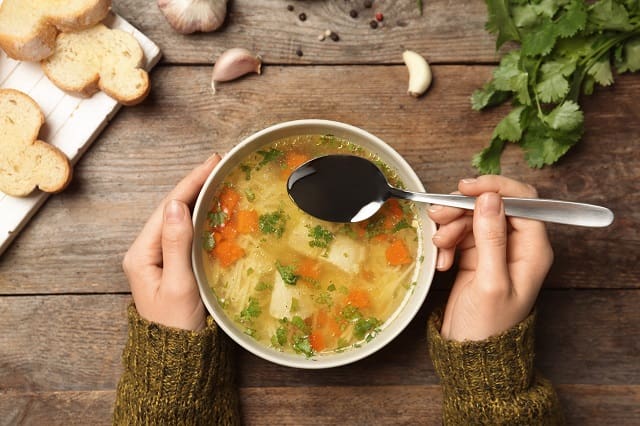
left=428, top=175, right=554, bottom=341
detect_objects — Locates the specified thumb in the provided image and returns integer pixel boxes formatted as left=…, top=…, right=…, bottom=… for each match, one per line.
left=473, top=192, right=510, bottom=289
left=161, top=199, right=195, bottom=285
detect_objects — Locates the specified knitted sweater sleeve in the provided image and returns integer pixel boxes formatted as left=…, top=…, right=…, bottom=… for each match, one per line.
left=113, top=304, right=241, bottom=426
left=427, top=309, right=564, bottom=425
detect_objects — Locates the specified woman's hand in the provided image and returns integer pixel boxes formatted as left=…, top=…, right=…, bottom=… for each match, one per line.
left=122, top=154, right=221, bottom=331
left=428, top=175, right=553, bottom=341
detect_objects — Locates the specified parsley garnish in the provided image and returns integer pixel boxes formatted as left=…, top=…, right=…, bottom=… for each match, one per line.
left=259, top=210, right=286, bottom=237
left=392, top=218, right=411, bottom=233
left=239, top=297, right=261, bottom=323
left=245, top=188, right=256, bottom=202
left=202, top=231, right=215, bottom=251
left=271, top=326, right=287, bottom=347
left=240, top=164, right=252, bottom=180
left=354, top=317, right=381, bottom=340
left=307, top=225, right=334, bottom=249
left=473, top=0, right=640, bottom=173
left=255, top=282, right=272, bottom=291
left=207, top=210, right=227, bottom=227
left=256, top=148, right=283, bottom=169
left=292, top=335, right=314, bottom=358
left=276, top=262, right=299, bottom=285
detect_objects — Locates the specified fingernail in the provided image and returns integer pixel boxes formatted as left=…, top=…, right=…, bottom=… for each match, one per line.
left=205, top=152, right=220, bottom=165
left=478, top=192, right=501, bottom=216
left=165, top=199, right=185, bottom=223
left=460, top=178, right=477, bottom=184
left=428, top=204, right=443, bottom=213
left=432, top=233, right=442, bottom=242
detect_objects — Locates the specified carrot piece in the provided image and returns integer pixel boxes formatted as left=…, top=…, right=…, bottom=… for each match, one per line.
left=309, top=332, right=325, bottom=352
left=236, top=210, right=258, bottom=234
left=220, top=223, right=237, bottom=241
left=347, top=288, right=370, bottom=309
left=296, top=258, right=320, bottom=281
left=280, top=152, right=310, bottom=180
left=386, top=239, right=412, bottom=266
left=372, top=233, right=389, bottom=243
left=213, top=232, right=223, bottom=245
left=315, top=309, right=328, bottom=328
left=213, top=239, right=245, bottom=267
left=385, top=199, right=403, bottom=219
left=327, top=316, right=342, bottom=337
left=219, top=187, right=240, bottom=215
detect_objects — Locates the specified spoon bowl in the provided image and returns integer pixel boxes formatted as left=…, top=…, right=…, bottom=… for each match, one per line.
left=287, top=155, right=615, bottom=227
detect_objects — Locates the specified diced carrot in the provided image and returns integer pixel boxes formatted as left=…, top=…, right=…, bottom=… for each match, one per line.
left=296, top=258, right=320, bottom=281
left=315, top=309, right=328, bottom=328
left=236, top=210, right=258, bottom=234
left=280, top=152, right=310, bottom=180
left=220, top=223, right=237, bottom=241
left=372, top=233, right=389, bottom=243
left=347, top=288, right=370, bottom=309
left=386, top=239, right=412, bottom=266
left=327, top=316, right=342, bottom=337
left=219, top=187, right=240, bottom=215
left=213, top=239, right=245, bottom=267
left=385, top=199, right=403, bottom=219
left=360, top=269, right=374, bottom=282
left=309, top=332, right=325, bottom=352
left=213, top=232, right=223, bottom=245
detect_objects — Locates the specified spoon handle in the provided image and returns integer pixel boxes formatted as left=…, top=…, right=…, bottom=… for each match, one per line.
left=388, top=189, right=614, bottom=227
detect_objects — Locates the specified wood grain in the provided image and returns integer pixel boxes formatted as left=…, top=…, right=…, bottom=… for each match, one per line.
left=0, top=291, right=638, bottom=392
left=0, top=65, right=637, bottom=294
left=113, top=0, right=499, bottom=65
left=1, top=385, right=638, bottom=425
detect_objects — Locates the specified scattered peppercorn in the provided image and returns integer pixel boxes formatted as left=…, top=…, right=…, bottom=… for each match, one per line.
left=299, top=12, right=307, bottom=21
left=296, top=48, right=303, bottom=57
left=375, top=12, right=383, bottom=21
left=349, top=9, right=358, bottom=18
left=329, top=32, right=340, bottom=42
left=369, top=20, right=378, bottom=29
left=364, top=0, right=373, bottom=8
left=287, top=4, right=294, bottom=11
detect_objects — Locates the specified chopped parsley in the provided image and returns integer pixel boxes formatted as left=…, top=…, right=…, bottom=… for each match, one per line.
left=307, top=225, right=335, bottom=249
left=392, top=218, right=411, bottom=233
left=207, top=210, right=227, bottom=228
left=202, top=231, right=215, bottom=251
left=271, top=326, right=287, bottom=347
left=315, top=292, right=333, bottom=307
left=327, top=283, right=336, bottom=292
left=255, top=282, right=272, bottom=291
left=238, top=297, right=261, bottom=324
left=291, top=315, right=309, bottom=334
left=290, top=297, right=300, bottom=313
left=354, top=317, right=381, bottom=340
left=240, top=164, right=252, bottom=180
left=256, top=148, right=284, bottom=169
left=259, top=210, right=287, bottom=237
left=245, top=188, right=256, bottom=202
left=276, top=262, right=299, bottom=285
left=292, top=336, right=314, bottom=357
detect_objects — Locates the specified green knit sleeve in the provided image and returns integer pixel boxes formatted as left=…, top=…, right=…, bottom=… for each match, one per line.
left=113, top=304, right=241, bottom=426
left=427, top=309, right=564, bottom=425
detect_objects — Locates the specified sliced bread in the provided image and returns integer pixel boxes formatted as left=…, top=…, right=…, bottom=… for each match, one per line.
left=0, top=0, right=111, bottom=61
left=41, top=24, right=150, bottom=105
left=0, top=89, right=72, bottom=197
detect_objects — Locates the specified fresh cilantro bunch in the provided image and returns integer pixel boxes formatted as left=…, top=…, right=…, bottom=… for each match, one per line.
left=472, top=0, right=640, bottom=174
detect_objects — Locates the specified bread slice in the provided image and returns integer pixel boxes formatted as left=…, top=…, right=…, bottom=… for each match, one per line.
left=0, top=0, right=111, bottom=61
left=41, top=24, right=150, bottom=105
left=0, top=89, right=72, bottom=197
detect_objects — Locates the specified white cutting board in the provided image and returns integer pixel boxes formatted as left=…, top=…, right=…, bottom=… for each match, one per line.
left=0, top=12, right=161, bottom=256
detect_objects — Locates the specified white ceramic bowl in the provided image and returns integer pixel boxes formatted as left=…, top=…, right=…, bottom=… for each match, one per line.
left=192, top=119, right=437, bottom=368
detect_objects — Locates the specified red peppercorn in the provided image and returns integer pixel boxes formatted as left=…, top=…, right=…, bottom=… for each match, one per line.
left=375, top=12, right=383, bottom=22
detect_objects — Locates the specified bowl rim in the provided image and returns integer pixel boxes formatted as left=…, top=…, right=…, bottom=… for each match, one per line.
left=192, top=119, right=437, bottom=369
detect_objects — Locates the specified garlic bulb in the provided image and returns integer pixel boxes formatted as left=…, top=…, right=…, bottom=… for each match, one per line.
left=211, top=48, right=262, bottom=93
left=402, top=50, right=432, bottom=97
left=157, top=0, right=227, bottom=34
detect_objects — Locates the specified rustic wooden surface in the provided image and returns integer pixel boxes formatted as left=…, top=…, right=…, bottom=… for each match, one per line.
left=1, top=0, right=639, bottom=424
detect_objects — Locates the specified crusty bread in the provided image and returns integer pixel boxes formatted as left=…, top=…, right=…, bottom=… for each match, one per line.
left=0, top=0, right=111, bottom=61
left=0, top=89, right=72, bottom=197
left=41, top=24, right=150, bottom=106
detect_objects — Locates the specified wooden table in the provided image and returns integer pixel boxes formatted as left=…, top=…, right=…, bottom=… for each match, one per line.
left=1, top=1, right=639, bottom=424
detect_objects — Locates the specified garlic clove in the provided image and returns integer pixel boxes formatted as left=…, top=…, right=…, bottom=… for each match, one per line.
left=402, top=50, right=432, bottom=97
left=211, top=48, right=262, bottom=94
left=157, top=0, right=227, bottom=34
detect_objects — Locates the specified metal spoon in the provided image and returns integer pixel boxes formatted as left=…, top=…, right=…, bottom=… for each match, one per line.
left=286, top=155, right=614, bottom=227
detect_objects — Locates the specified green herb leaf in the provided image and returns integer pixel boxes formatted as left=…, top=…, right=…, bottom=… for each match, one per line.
left=354, top=317, right=381, bottom=340
left=255, top=282, right=272, bottom=291
left=292, top=335, right=314, bottom=357
left=240, top=164, right=252, bottom=180
left=277, top=262, right=299, bottom=286
left=256, top=148, right=284, bottom=169
left=291, top=315, right=309, bottom=334
left=307, top=225, right=335, bottom=249
left=471, top=82, right=511, bottom=111
left=239, top=297, right=261, bottom=323
left=202, top=231, right=215, bottom=251
left=485, top=0, right=521, bottom=48
left=392, top=218, right=411, bottom=233
left=272, top=326, right=287, bottom=347
left=472, top=137, right=506, bottom=175
left=542, top=101, right=584, bottom=131
left=494, top=106, right=526, bottom=142
left=245, top=188, right=256, bottom=202
left=259, top=210, right=286, bottom=237
left=207, top=210, right=227, bottom=227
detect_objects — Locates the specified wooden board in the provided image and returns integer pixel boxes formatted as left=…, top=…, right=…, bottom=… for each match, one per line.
left=0, top=65, right=637, bottom=293
left=0, top=13, right=161, bottom=256
left=113, top=0, right=499, bottom=65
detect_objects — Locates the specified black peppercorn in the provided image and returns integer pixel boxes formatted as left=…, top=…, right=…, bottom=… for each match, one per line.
left=299, top=12, right=307, bottom=21
left=296, top=48, right=303, bottom=57
left=349, top=9, right=358, bottom=18
left=330, top=32, right=340, bottom=42
left=364, top=0, right=373, bottom=8
left=287, top=4, right=294, bottom=11
left=369, top=20, right=378, bottom=29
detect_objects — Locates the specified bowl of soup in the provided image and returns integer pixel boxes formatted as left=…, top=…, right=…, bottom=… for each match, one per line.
left=192, top=119, right=437, bottom=368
